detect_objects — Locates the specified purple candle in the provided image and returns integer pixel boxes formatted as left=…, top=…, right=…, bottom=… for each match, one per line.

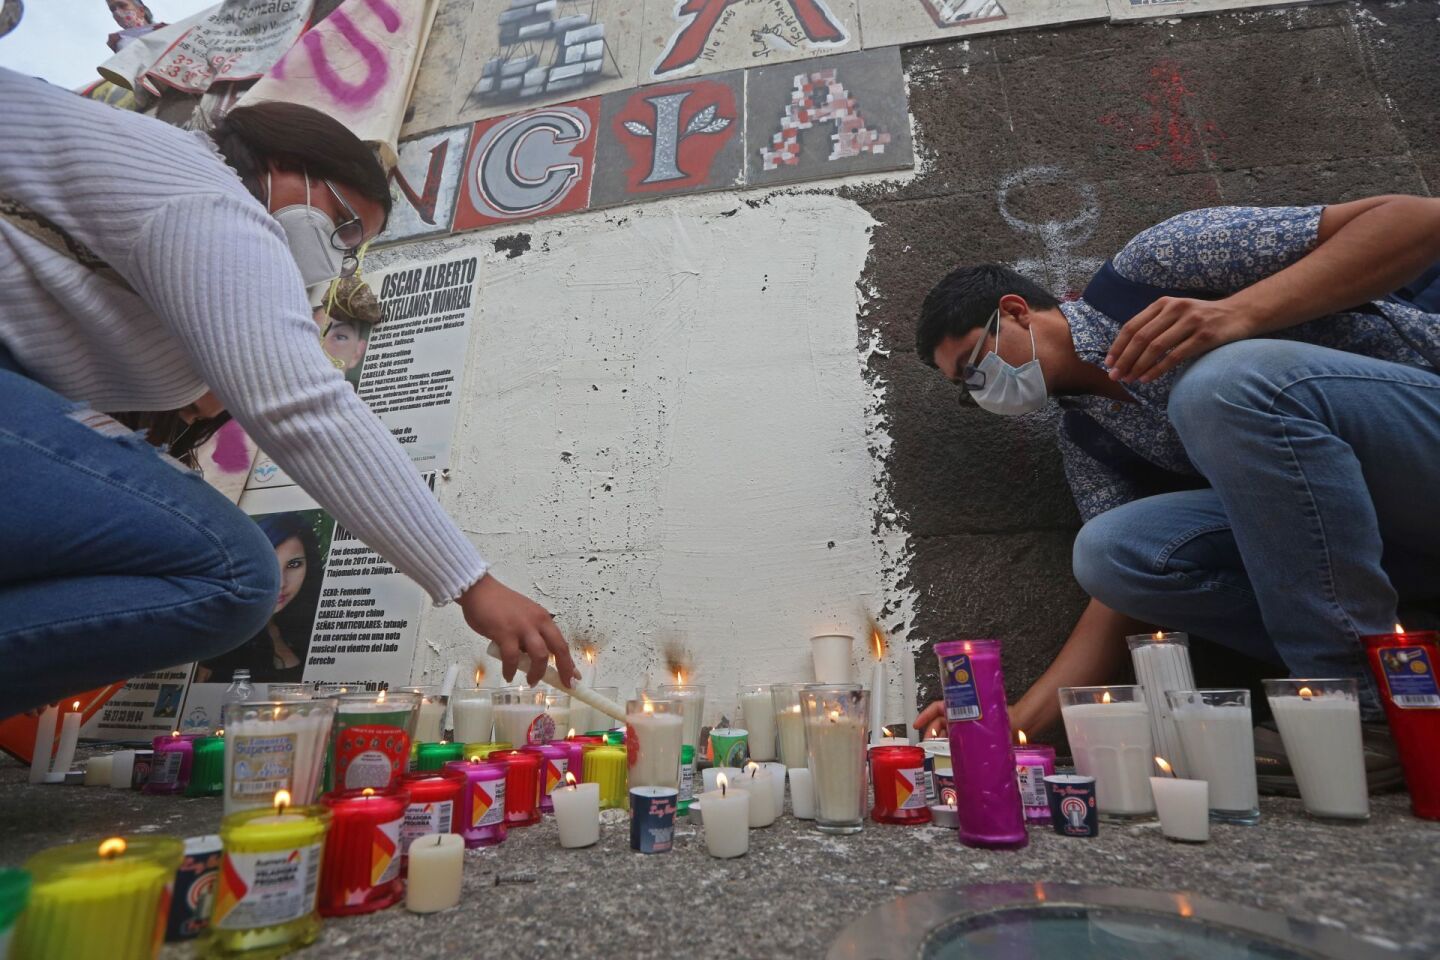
left=143, top=733, right=200, bottom=796
left=520, top=743, right=570, bottom=813
left=444, top=759, right=507, bottom=847
left=1013, top=734, right=1058, bottom=823
left=934, top=639, right=1028, bottom=849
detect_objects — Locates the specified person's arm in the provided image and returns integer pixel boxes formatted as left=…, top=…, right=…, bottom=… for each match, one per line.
left=912, top=598, right=1150, bottom=738
left=1107, top=195, right=1440, bottom=383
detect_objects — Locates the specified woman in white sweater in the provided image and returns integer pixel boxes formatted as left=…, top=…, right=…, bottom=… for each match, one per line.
left=0, top=68, right=576, bottom=714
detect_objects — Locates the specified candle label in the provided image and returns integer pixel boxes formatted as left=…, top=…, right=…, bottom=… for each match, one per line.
left=897, top=767, right=927, bottom=810
left=527, top=714, right=557, bottom=744
left=336, top=725, right=410, bottom=790
left=542, top=757, right=568, bottom=796
left=401, top=799, right=455, bottom=853
left=471, top=779, right=507, bottom=828
left=212, top=841, right=323, bottom=930
left=371, top=816, right=403, bottom=886
left=228, top=734, right=297, bottom=800
left=940, top=655, right=982, bottom=722
left=1377, top=647, right=1440, bottom=708
left=1016, top=763, right=1048, bottom=807
left=679, top=761, right=695, bottom=803
left=150, top=748, right=185, bottom=787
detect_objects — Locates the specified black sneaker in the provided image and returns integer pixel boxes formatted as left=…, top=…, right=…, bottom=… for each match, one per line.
left=1255, top=721, right=1406, bottom=797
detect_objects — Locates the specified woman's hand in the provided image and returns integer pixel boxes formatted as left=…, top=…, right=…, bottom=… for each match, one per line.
left=1105, top=296, right=1255, bottom=384
left=912, top=700, right=947, bottom=738
left=459, top=573, right=578, bottom=688
left=913, top=694, right=1061, bottom=741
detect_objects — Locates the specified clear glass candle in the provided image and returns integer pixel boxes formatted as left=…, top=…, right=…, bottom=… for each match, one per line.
left=1059, top=685, right=1155, bottom=819
left=1168, top=689, right=1260, bottom=824
left=771, top=683, right=808, bottom=768
left=801, top=684, right=869, bottom=834
left=1126, top=631, right=1196, bottom=777
left=626, top=698, right=684, bottom=789
left=1262, top=678, right=1368, bottom=821
left=450, top=688, right=494, bottom=744
left=492, top=687, right=547, bottom=746
left=399, top=686, right=446, bottom=743
left=658, top=683, right=706, bottom=748
left=223, top=698, right=336, bottom=814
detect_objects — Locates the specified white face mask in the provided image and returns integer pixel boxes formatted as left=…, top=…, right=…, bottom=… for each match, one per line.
left=965, top=308, right=1048, bottom=416
left=268, top=172, right=345, bottom=288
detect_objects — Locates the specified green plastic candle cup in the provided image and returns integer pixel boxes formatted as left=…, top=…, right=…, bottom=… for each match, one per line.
left=0, top=869, right=30, bottom=957
left=709, top=728, right=750, bottom=768
left=185, top=734, right=226, bottom=798
left=415, top=741, right=465, bottom=772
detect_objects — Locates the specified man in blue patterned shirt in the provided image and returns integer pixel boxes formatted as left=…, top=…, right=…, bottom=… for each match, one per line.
left=912, top=197, right=1440, bottom=767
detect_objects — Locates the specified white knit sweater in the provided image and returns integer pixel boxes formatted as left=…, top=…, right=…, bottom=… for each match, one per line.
left=0, top=68, right=487, bottom=603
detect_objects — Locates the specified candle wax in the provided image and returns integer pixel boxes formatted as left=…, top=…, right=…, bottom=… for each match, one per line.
left=404, top=834, right=463, bottom=914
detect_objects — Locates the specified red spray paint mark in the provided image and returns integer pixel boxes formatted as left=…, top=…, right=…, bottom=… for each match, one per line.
left=1098, top=60, right=1224, bottom=171
left=655, top=0, right=847, bottom=76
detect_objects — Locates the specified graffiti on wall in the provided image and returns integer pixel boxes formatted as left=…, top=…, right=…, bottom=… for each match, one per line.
left=645, top=0, right=858, bottom=82
left=378, top=125, right=472, bottom=244
left=996, top=165, right=1103, bottom=298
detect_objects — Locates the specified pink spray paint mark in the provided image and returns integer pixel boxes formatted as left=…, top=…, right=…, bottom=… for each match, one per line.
left=1099, top=60, right=1224, bottom=171
left=209, top=420, right=253, bottom=474
left=275, top=0, right=402, bottom=105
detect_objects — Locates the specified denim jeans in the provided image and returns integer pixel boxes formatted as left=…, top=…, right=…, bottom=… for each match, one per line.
left=0, top=354, right=279, bottom=717
left=1073, top=339, right=1440, bottom=716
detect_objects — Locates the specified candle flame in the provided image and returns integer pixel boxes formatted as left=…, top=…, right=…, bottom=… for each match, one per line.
left=745, top=761, right=759, bottom=778
left=926, top=725, right=941, bottom=740
left=1033, top=883, right=1047, bottom=903
left=1298, top=686, right=1314, bottom=700
left=1396, top=623, right=1405, bottom=635
left=642, top=696, right=654, bottom=715
left=868, top=617, right=886, bottom=659
left=963, top=641, right=973, bottom=654
left=1155, top=756, right=1174, bottom=777
left=828, top=708, right=840, bottom=723
left=216, top=728, right=225, bottom=738
left=1154, top=630, right=1164, bottom=640
left=98, top=837, right=127, bottom=859
left=567, top=728, right=576, bottom=739
left=790, top=705, right=801, bottom=714
left=674, top=668, right=685, bottom=686
left=1176, top=895, right=1194, bottom=919
left=362, top=787, right=375, bottom=797
left=717, top=772, right=729, bottom=797
left=274, top=790, right=291, bottom=814
left=377, top=689, right=387, bottom=704
left=171, top=730, right=180, bottom=738
left=1101, top=690, right=1112, bottom=705
left=1017, top=729, right=1028, bottom=746
left=564, top=771, right=578, bottom=789
left=474, top=666, right=485, bottom=685
left=71, top=700, right=81, bottom=711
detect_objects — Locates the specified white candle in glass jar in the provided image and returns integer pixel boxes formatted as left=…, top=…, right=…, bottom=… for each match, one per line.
left=1170, top=696, right=1257, bottom=817
left=806, top=714, right=867, bottom=824
left=776, top=705, right=807, bottom=769
left=415, top=698, right=446, bottom=743
left=1265, top=685, right=1368, bottom=820
left=739, top=686, right=776, bottom=761
left=405, top=833, right=464, bottom=913
left=627, top=709, right=684, bottom=789
left=1060, top=701, right=1155, bottom=816
left=494, top=703, right=544, bottom=746
left=700, top=775, right=749, bottom=858
left=451, top=696, right=494, bottom=744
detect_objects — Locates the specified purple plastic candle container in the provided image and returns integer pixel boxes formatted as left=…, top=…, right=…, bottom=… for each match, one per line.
left=521, top=742, right=570, bottom=814
left=934, top=639, right=1028, bottom=850
left=444, top=759, right=508, bottom=848
left=143, top=733, right=200, bottom=796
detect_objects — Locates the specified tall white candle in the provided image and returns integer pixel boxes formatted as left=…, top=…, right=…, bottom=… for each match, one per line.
left=1265, top=683, right=1368, bottom=820
left=699, top=775, right=749, bottom=858
left=788, top=768, right=815, bottom=819
left=1170, top=692, right=1258, bottom=820
left=28, top=703, right=58, bottom=784
left=1060, top=699, right=1155, bottom=816
left=1128, top=633, right=1196, bottom=777
left=405, top=833, right=464, bottom=913
left=45, top=702, right=82, bottom=784
left=806, top=714, right=867, bottom=826
left=552, top=778, right=600, bottom=848
left=900, top=642, right=918, bottom=745
left=868, top=662, right=887, bottom=747
left=738, top=685, right=776, bottom=761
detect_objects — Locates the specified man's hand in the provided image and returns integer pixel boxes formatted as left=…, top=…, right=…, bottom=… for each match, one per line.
left=1105, top=296, right=1255, bottom=384
left=459, top=573, right=578, bottom=688
left=913, top=700, right=947, bottom=738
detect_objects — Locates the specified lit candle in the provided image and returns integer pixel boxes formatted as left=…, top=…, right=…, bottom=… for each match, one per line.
left=443, top=758, right=508, bottom=847
left=1127, top=631, right=1197, bottom=776
left=581, top=744, right=629, bottom=810
left=1059, top=685, right=1155, bottom=818
left=802, top=686, right=869, bottom=834
left=553, top=772, right=600, bottom=848
left=868, top=744, right=930, bottom=824
left=1149, top=756, right=1209, bottom=842
left=739, top=762, right=777, bottom=827
left=1013, top=730, right=1057, bottom=823
left=144, top=732, right=200, bottom=796
left=223, top=697, right=336, bottom=813
left=1167, top=688, right=1259, bottom=824
left=787, top=767, right=815, bottom=819
left=809, top=634, right=854, bottom=684
left=398, top=769, right=466, bottom=856
left=414, top=741, right=465, bottom=772
left=450, top=688, right=494, bottom=743
left=754, top=760, right=787, bottom=819
left=658, top=682, right=706, bottom=748
left=541, top=693, right=571, bottom=744
left=185, top=734, right=226, bottom=797
left=520, top=742, right=570, bottom=813
left=708, top=727, right=749, bottom=768
left=44, top=701, right=82, bottom=785
left=11, top=836, right=183, bottom=959
left=699, top=773, right=749, bottom=858
left=460, top=741, right=512, bottom=762
left=486, top=749, right=543, bottom=826
left=1262, top=679, right=1368, bottom=820
left=319, top=787, right=408, bottom=916
left=701, top=765, right=744, bottom=793
left=626, top=697, right=684, bottom=789
left=739, top=684, right=778, bottom=761
left=204, top=791, right=332, bottom=956
left=83, top=754, right=113, bottom=787
left=1362, top=625, right=1440, bottom=820
left=493, top=686, right=548, bottom=746
left=867, top=624, right=887, bottom=748
left=405, top=834, right=463, bottom=914
left=332, top=690, right=421, bottom=791
left=27, top=702, right=58, bottom=784
left=772, top=685, right=808, bottom=768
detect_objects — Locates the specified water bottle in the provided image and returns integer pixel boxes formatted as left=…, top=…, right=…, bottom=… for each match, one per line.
left=223, top=669, right=254, bottom=709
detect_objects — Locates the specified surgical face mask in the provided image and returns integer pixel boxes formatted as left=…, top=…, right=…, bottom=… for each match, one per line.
left=268, top=172, right=345, bottom=288
left=963, top=309, right=1048, bottom=416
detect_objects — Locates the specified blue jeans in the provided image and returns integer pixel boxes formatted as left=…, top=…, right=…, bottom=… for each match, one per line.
left=1074, top=340, right=1440, bottom=715
left=0, top=356, right=279, bottom=718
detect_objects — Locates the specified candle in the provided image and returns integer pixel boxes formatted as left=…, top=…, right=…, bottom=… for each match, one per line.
left=739, top=762, right=777, bottom=827
left=626, top=697, right=684, bottom=789
left=1363, top=626, right=1440, bottom=820
left=699, top=773, right=750, bottom=858
left=754, top=760, right=786, bottom=819
left=900, top=637, right=918, bottom=745
left=165, top=834, right=222, bottom=943
left=563, top=733, right=604, bottom=785
left=84, top=754, right=114, bottom=787
left=331, top=691, right=420, bottom=791
left=1059, top=685, right=1155, bottom=818
left=868, top=744, right=931, bottom=824
left=11, top=836, right=183, bottom=960
left=319, top=787, right=408, bottom=916
left=1044, top=774, right=1099, bottom=837
left=629, top=786, right=679, bottom=853
left=400, top=686, right=446, bottom=743
left=185, top=734, right=226, bottom=797
left=867, top=624, right=888, bottom=747
left=582, top=744, right=629, bottom=810
left=802, top=685, right=869, bottom=834
left=45, top=701, right=82, bottom=784
left=405, top=834, right=463, bottom=914
left=128, top=750, right=155, bottom=789
left=109, top=750, right=136, bottom=789
left=487, top=749, right=543, bottom=826
left=27, top=703, right=58, bottom=784
left=701, top=766, right=744, bottom=793
left=553, top=773, right=600, bottom=848
left=738, top=684, right=778, bottom=761
left=658, top=683, right=706, bottom=748
left=920, top=738, right=955, bottom=806
left=223, top=698, right=336, bottom=813
left=483, top=641, right=628, bottom=727
left=444, top=759, right=508, bottom=847
left=1149, top=757, right=1209, bottom=842
left=1013, top=731, right=1057, bottom=823
left=809, top=634, right=854, bottom=683
left=451, top=689, right=494, bottom=743
left=0, top=869, right=29, bottom=957
left=414, top=741, right=465, bottom=772
left=398, top=769, right=466, bottom=856
left=1263, top=679, right=1369, bottom=820
left=936, top=640, right=1028, bottom=849
left=1127, top=631, right=1197, bottom=776
left=144, top=732, right=199, bottom=795
left=772, top=685, right=808, bottom=768
left=521, top=742, right=570, bottom=813
left=1168, top=688, right=1259, bottom=824
left=788, top=767, right=815, bottom=819
left=493, top=686, right=548, bottom=746
left=541, top=693, right=571, bottom=744
left=460, top=741, right=512, bottom=761
left=204, top=792, right=332, bottom=956
left=572, top=685, right=622, bottom=737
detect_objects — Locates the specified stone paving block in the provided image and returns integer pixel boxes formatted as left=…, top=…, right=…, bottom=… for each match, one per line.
left=859, top=0, right=1107, bottom=49
left=639, top=0, right=861, bottom=84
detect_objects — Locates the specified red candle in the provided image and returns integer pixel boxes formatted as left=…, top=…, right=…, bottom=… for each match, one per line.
left=486, top=750, right=542, bottom=827
left=521, top=743, right=570, bottom=813
left=319, top=787, right=408, bottom=916
left=1363, top=627, right=1440, bottom=820
left=398, top=770, right=465, bottom=859
left=869, top=745, right=931, bottom=824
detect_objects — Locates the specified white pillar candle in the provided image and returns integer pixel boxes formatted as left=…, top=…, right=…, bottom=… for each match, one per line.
left=702, top=766, right=743, bottom=793
left=1060, top=699, right=1155, bottom=816
left=1170, top=692, right=1258, bottom=820
left=739, top=763, right=777, bottom=827
left=626, top=701, right=684, bottom=789
left=493, top=701, right=545, bottom=747
left=451, top=694, right=495, bottom=744
left=699, top=775, right=750, bottom=858
left=868, top=662, right=887, bottom=747
left=1150, top=761, right=1209, bottom=842
left=553, top=779, right=600, bottom=848
left=405, top=833, right=464, bottom=914
left=776, top=704, right=807, bottom=769
left=415, top=699, right=446, bottom=743
left=84, top=755, right=113, bottom=787
left=28, top=703, right=58, bottom=784
left=810, top=634, right=854, bottom=684
left=1128, top=633, right=1197, bottom=777
left=806, top=713, right=867, bottom=826
left=1265, top=683, right=1368, bottom=820
left=788, top=767, right=815, bottom=819
left=45, top=703, right=82, bottom=784
left=109, top=750, right=136, bottom=789
left=756, top=761, right=786, bottom=818
left=738, top=686, right=777, bottom=761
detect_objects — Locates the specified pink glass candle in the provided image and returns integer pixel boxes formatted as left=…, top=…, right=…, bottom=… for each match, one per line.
left=444, top=759, right=507, bottom=847
left=520, top=743, right=570, bottom=814
left=934, top=639, right=1028, bottom=849
left=144, top=733, right=200, bottom=796
left=1013, top=732, right=1057, bottom=823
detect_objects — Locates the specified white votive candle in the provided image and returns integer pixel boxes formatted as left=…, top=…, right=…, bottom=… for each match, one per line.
left=1059, top=687, right=1155, bottom=817
left=84, top=755, right=113, bottom=787
left=700, top=775, right=750, bottom=858
left=702, top=766, right=743, bottom=793
left=405, top=833, right=464, bottom=913
left=109, top=750, right=136, bottom=789
left=788, top=768, right=815, bottom=819
left=739, top=763, right=776, bottom=827
left=1264, top=679, right=1368, bottom=820
left=1150, top=758, right=1209, bottom=842
left=756, top=761, right=786, bottom=819
left=553, top=778, right=600, bottom=848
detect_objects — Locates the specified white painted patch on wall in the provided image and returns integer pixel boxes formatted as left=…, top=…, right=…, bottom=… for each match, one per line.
left=401, top=190, right=916, bottom=726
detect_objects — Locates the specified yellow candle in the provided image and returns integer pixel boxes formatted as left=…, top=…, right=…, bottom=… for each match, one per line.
left=460, top=741, right=512, bottom=761
left=581, top=745, right=628, bottom=810
left=12, top=835, right=182, bottom=960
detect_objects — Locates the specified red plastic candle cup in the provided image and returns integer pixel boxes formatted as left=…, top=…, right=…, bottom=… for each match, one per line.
left=398, top=769, right=465, bottom=859
left=934, top=639, right=1028, bottom=850
left=1013, top=734, right=1058, bottom=823
left=1363, top=628, right=1440, bottom=820
left=444, top=759, right=507, bottom=847
left=319, top=787, right=408, bottom=916
left=521, top=743, right=570, bottom=814
left=869, top=745, right=931, bottom=824
left=486, top=750, right=543, bottom=826
left=144, top=733, right=201, bottom=796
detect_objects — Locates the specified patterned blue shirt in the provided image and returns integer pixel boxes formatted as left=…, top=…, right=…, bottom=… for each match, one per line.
left=1057, top=205, right=1440, bottom=522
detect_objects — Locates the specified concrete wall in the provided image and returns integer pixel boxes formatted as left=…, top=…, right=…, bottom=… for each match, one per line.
left=396, top=2, right=1438, bottom=725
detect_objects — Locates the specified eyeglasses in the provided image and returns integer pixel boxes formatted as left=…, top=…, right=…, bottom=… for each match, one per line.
left=321, top=179, right=365, bottom=278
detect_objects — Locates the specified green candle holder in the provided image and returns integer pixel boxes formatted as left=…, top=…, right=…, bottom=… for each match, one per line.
left=185, top=735, right=226, bottom=797
left=0, top=869, right=30, bottom=956
left=414, top=741, right=465, bottom=772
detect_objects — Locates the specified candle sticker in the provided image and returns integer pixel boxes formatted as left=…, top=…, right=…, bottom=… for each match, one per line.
left=150, top=748, right=185, bottom=787
left=527, top=714, right=558, bottom=744
left=940, top=655, right=982, bottom=722
left=679, top=761, right=695, bottom=803
left=369, top=818, right=402, bottom=887
left=212, top=842, right=323, bottom=930
left=543, top=757, right=567, bottom=795
left=400, top=800, right=455, bottom=854
left=228, top=734, right=297, bottom=800
left=1016, top=764, right=1048, bottom=807
left=1378, top=647, right=1440, bottom=709
left=896, top=767, right=927, bottom=810
left=336, top=725, right=410, bottom=789
left=470, top=780, right=507, bottom=828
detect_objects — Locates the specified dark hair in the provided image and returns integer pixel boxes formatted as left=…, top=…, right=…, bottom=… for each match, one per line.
left=253, top=512, right=325, bottom=657
left=916, top=264, right=1061, bottom=366
left=211, top=102, right=391, bottom=222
